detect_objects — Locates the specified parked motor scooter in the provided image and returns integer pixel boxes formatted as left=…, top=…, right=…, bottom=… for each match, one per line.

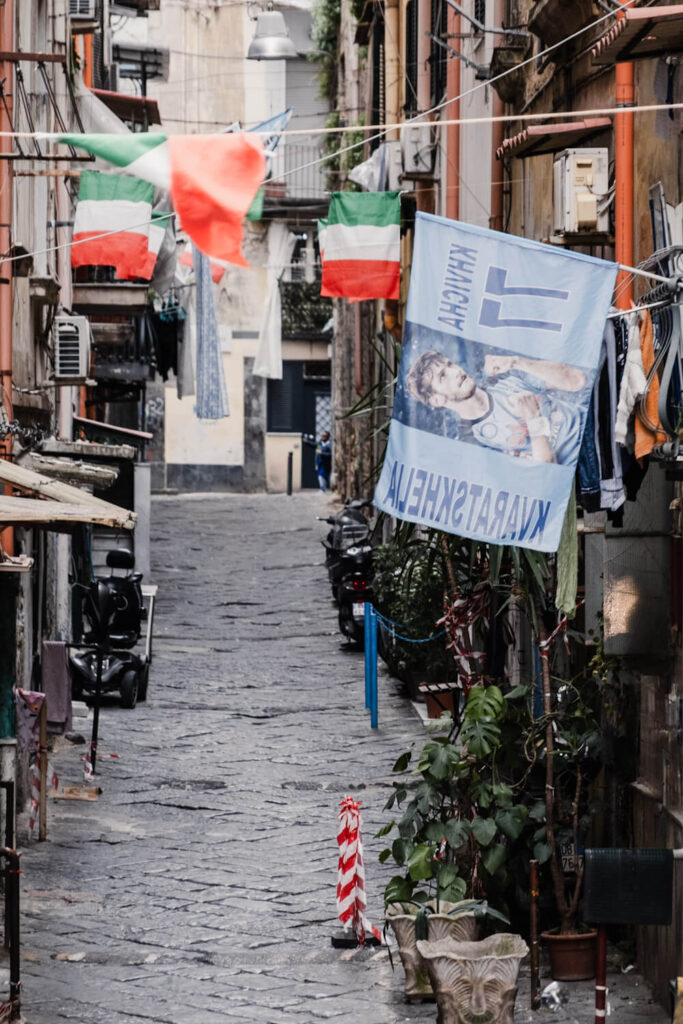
left=319, top=498, right=372, bottom=603
left=318, top=498, right=375, bottom=646
left=336, top=545, right=375, bottom=647
left=70, top=549, right=150, bottom=710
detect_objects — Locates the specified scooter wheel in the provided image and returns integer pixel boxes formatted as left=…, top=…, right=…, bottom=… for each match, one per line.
left=137, top=662, right=149, bottom=703
left=338, top=602, right=364, bottom=650
left=119, top=668, right=139, bottom=710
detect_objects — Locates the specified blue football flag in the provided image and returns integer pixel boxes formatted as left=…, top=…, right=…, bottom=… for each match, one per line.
left=374, top=213, right=618, bottom=552
left=252, top=108, right=293, bottom=153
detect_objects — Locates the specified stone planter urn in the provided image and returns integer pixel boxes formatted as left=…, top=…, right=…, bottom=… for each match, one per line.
left=416, top=933, right=529, bottom=1024
left=385, top=901, right=479, bottom=1003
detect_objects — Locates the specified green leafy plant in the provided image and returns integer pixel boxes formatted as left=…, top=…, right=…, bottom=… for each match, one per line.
left=380, top=684, right=529, bottom=915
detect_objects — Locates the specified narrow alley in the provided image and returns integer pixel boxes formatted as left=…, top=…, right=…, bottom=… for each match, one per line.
left=15, top=492, right=670, bottom=1024
left=18, top=492, right=431, bottom=1024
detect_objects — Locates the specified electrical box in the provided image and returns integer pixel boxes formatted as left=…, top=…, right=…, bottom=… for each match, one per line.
left=70, top=0, right=97, bottom=18
left=53, top=316, right=92, bottom=381
left=385, top=141, right=404, bottom=192
left=400, top=123, right=434, bottom=177
left=553, top=148, right=609, bottom=235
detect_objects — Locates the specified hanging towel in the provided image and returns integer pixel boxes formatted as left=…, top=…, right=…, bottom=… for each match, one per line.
left=598, top=318, right=625, bottom=511
left=634, top=309, right=667, bottom=462
left=41, top=641, right=73, bottom=735
left=253, top=221, right=297, bottom=380
left=615, top=311, right=646, bottom=447
left=194, top=245, right=230, bottom=419
left=555, top=488, right=578, bottom=618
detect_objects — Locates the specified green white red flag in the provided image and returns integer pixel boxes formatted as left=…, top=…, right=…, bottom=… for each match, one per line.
left=320, top=192, right=400, bottom=301
left=59, top=131, right=265, bottom=266
left=71, top=170, right=155, bottom=279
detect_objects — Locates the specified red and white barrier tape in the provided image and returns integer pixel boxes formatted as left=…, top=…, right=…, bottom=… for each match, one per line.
left=336, top=795, right=382, bottom=946
left=27, top=758, right=40, bottom=838
left=28, top=756, right=59, bottom=839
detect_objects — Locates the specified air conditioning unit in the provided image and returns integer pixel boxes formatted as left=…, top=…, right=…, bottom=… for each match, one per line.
left=400, top=123, right=434, bottom=177
left=70, top=0, right=97, bottom=18
left=385, top=141, right=404, bottom=192
left=553, top=148, right=609, bottom=235
left=53, top=316, right=92, bottom=381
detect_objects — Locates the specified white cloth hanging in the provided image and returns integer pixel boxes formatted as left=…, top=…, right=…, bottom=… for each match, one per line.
left=252, top=221, right=297, bottom=380
left=614, top=311, right=646, bottom=447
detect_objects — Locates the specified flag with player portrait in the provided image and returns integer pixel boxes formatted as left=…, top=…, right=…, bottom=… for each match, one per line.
left=374, top=213, right=618, bottom=552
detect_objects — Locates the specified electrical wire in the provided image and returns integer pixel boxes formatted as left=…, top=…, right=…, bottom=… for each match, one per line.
left=4, top=100, right=682, bottom=145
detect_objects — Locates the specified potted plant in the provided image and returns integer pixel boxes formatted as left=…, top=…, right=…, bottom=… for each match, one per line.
left=508, top=612, right=607, bottom=981
left=380, top=683, right=528, bottom=1001
left=416, top=933, right=529, bottom=1024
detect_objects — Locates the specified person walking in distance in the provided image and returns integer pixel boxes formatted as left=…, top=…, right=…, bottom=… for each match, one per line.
left=316, top=431, right=332, bottom=492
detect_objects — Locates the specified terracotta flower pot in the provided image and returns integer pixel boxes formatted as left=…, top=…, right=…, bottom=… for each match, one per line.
left=542, top=928, right=598, bottom=981
left=416, top=933, right=529, bottom=1024
left=385, top=901, right=479, bottom=1003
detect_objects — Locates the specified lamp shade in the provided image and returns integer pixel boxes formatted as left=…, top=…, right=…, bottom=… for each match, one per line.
left=247, top=10, right=298, bottom=61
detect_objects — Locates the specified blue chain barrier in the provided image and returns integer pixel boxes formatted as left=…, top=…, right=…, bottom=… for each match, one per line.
left=372, top=607, right=446, bottom=645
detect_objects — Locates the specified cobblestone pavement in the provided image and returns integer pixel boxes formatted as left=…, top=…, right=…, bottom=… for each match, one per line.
left=18, top=493, right=670, bottom=1024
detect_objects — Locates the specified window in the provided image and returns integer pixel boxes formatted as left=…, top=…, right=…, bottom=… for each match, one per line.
left=474, top=0, right=486, bottom=30
left=405, top=0, right=419, bottom=115
left=430, top=0, right=448, bottom=107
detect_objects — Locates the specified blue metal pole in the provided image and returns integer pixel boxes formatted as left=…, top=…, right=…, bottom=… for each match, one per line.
left=364, top=602, right=371, bottom=709
left=369, top=605, right=378, bottom=729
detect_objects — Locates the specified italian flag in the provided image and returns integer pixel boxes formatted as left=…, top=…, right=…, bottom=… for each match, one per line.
left=320, top=191, right=400, bottom=301
left=59, top=131, right=265, bottom=267
left=139, top=209, right=172, bottom=281
left=71, top=171, right=155, bottom=279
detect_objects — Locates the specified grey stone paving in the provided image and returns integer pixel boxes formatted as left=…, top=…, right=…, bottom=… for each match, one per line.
left=17, top=493, right=670, bottom=1024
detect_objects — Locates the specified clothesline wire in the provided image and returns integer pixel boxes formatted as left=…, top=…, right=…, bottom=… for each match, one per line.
left=0, top=210, right=675, bottom=289
left=7, top=101, right=682, bottom=147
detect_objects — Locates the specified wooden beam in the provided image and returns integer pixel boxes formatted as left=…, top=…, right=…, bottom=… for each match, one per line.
left=0, top=496, right=135, bottom=530
left=0, top=51, right=67, bottom=63
left=0, top=155, right=94, bottom=162
left=0, top=459, right=136, bottom=526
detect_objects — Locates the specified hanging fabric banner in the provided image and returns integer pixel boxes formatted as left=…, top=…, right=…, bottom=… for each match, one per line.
left=374, top=213, right=618, bottom=552
left=194, top=246, right=230, bottom=419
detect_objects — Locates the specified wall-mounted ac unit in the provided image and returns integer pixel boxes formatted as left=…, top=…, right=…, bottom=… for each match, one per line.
left=70, top=0, right=97, bottom=18
left=400, top=123, right=434, bottom=177
left=553, top=148, right=609, bottom=235
left=386, top=141, right=404, bottom=192
left=53, top=316, right=92, bottom=381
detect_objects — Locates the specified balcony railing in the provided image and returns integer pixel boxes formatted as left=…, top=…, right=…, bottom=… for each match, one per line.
left=268, top=142, right=328, bottom=202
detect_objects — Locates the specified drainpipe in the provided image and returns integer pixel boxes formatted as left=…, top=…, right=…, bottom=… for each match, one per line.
left=614, top=13, right=634, bottom=310
left=416, top=0, right=433, bottom=214
left=384, top=0, right=400, bottom=143
left=0, top=0, right=14, bottom=556
left=489, top=0, right=505, bottom=232
left=446, top=2, right=460, bottom=220
left=382, top=0, right=401, bottom=337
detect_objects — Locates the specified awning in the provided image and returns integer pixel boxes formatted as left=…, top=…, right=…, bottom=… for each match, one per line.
left=592, top=5, right=683, bottom=65
left=91, top=89, right=162, bottom=128
left=0, top=459, right=136, bottom=531
left=0, top=496, right=133, bottom=530
left=495, top=117, right=612, bottom=160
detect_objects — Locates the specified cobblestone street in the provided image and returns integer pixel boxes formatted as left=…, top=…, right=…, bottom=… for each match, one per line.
left=17, top=493, right=670, bottom=1024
